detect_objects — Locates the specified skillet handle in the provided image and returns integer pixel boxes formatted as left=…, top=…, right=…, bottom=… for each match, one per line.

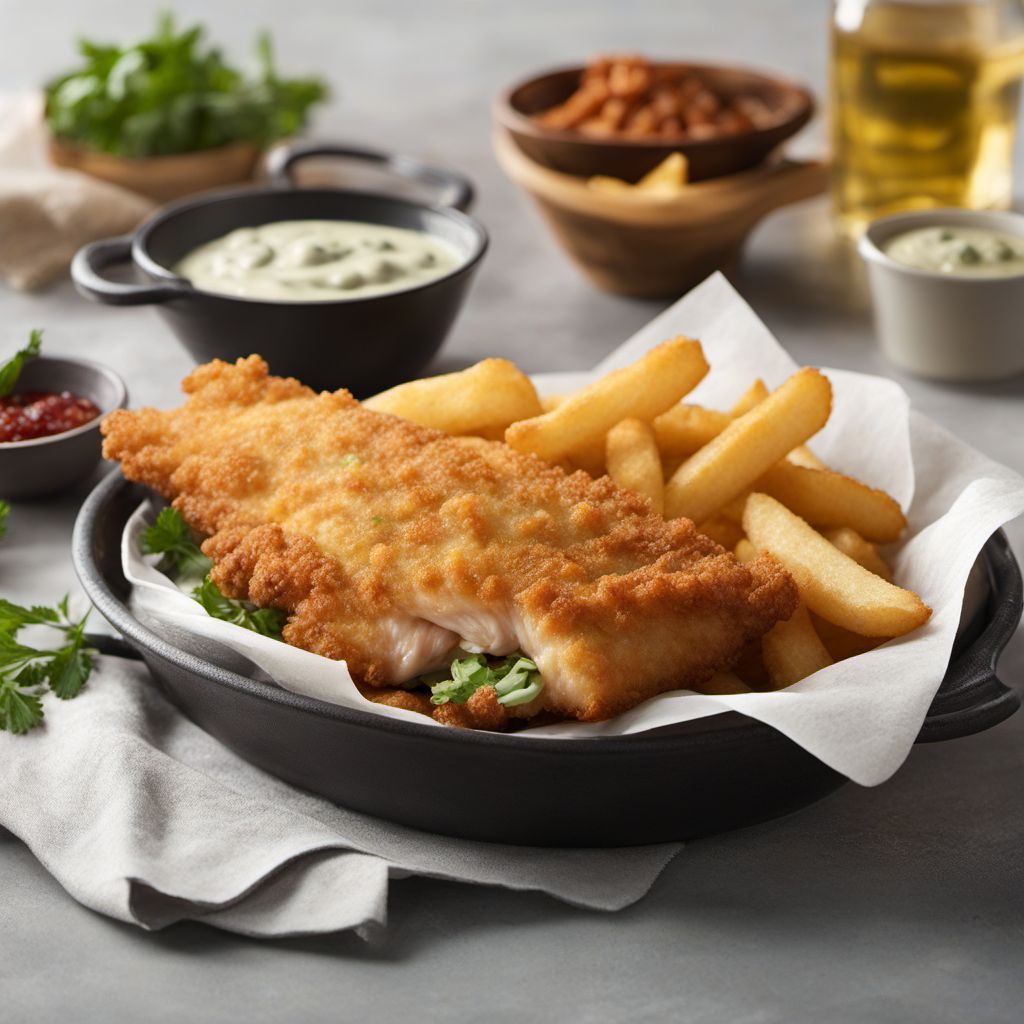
left=266, top=140, right=475, bottom=212
left=917, top=531, right=1022, bottom=743
left=72, top=235, right=190, bottom=307
left=87, top=633, right=143, bottom=662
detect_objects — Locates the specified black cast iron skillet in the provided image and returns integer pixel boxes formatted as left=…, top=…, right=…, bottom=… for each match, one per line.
left=70, top=142, right=488, bottom=396
left=73, top=472, right=1022, bottom=848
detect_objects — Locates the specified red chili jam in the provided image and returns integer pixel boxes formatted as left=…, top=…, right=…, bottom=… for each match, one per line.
left=0, top=391, right=101, bottom=443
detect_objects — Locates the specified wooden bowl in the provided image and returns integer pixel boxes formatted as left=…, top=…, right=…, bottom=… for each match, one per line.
left=494, top=128, right=827, bottom=299
left=48, top=138, right=260, bottom=202
left=495, top=62, right=815, bottom=182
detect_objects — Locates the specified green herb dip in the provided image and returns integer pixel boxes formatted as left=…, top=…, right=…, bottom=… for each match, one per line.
left=176, top=220, right=461, bottom=301
left=883, top=226, right=1024, bottom=277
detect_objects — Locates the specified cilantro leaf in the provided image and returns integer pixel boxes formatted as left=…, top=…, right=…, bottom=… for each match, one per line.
left=428, top=653, right=544, bottom=708
left=141, top=507, right=212, bottom=579
left=0, top=329, right=42, bottom=397
left=0, top=500, right=9, bottom=539
left=191, top=577, right=287, bottom=639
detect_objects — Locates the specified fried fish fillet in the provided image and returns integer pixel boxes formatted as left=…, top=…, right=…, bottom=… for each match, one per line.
left=102, top=356, right=797, bottom=726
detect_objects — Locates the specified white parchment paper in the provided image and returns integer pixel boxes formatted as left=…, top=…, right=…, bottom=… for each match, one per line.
left=122, top=273, right=1024, bottom=787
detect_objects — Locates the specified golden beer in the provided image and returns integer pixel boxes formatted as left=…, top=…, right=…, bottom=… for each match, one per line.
left=831, top=0, right=1024, bottom=234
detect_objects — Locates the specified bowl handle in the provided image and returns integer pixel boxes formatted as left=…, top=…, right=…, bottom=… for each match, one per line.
left=72, top=235, right=191, bottom=307
left=266, top=140, right=476, bottom=212
left=917, top=530, right=1022, bottom=742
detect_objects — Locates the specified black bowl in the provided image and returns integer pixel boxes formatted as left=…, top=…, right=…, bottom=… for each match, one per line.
left=72, top=472, right=1022, bottom=847
left=70, top=142, right=488, bottom=397
left=0, top=356, right=127, bottom=500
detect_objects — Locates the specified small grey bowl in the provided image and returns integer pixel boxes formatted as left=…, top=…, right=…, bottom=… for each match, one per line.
left=859, top=208, right=1024, bottom=382
left=0, top=356, right=128, bottom=500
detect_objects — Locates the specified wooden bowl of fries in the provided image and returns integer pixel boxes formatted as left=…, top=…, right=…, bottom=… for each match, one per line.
left=495, top=59, right=814, bottom=182
left=494, top=129, right=827, bottom=298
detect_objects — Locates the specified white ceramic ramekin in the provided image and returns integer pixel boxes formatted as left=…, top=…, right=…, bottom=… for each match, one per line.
left=859, top=208, right=1024, bottom=382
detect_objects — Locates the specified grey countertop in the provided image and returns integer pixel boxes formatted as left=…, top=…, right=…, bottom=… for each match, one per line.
left=1, top=2, right=1022, bottom=1021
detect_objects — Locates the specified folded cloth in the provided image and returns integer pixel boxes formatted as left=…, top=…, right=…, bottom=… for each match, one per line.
left=0, top=92, right=153, bottom=290
left=0, top=658, right=680, bottom=939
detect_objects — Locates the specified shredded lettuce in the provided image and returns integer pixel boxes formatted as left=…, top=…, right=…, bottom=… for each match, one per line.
left=428, top=653, right=543, bottom=707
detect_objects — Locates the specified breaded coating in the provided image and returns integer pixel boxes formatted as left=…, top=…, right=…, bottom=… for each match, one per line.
left=102, top=356, right=797, bottom=725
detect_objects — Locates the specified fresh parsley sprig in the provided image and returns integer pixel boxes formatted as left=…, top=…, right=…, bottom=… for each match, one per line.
left=428, top=653, right=544, bottom=708
left=192, top=577, right=286, bottom=638
left=0, top=500, right=9, bottom=539
left=45, top=15, right=327, bottom=158
left=0, top=596, right=94, bottom=734
left=140, top=506, right=212, bottom=579
left=0, top=329, right=42, bottom=397
left=142, top=507, right=286, bottom=640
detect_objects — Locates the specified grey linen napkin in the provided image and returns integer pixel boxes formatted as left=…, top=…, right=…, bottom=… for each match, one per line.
left=0, top=658, right=680, bottom=938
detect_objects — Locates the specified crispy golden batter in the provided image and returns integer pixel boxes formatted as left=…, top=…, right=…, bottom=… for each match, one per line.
left=102, top=356, right=797, bottom=726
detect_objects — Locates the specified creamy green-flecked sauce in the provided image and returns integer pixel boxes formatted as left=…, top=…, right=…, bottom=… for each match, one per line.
left=175, top=220, right=462, bottom=301
left=883, top=226, right=1024, bottom=277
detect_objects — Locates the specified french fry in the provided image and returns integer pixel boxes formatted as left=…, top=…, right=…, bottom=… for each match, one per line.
left=653, top=404, right=731, bottom=458
left=588, top=153, right=689, bottom=196
left=824, top=527, right=893, bottom=581
left=365, top=358, right=541, bottom=435
left=756, top=462, right=906, bottom=543
left=564, top=438, right=607, bottom=477
left=734, top=538, right=757, bottom=564
left=787, top=444, right=827, bottom=470
left=588, top=175, right=633, bottom=195
left=730, top=378, right=825, bottom=468
left=639, top=152, right=688, bottom=188
left=472, top=425, right=508, bottom=442
left=700, top=515, right=744, bottom=549
left=505, top=337, right=708, bottom=463
left=730, top=379, right=769, bottom=418
left=664, top=368, right=832, bottom=524
left=539, top=393, right=609, bottom=472
left=811, top=614, right=886, bottom=660
left=762, top=604, right=833, bottom=689
left=661, top=454, right=686, bottom=480
left=695, top=671, right=752, bottom=695
left=743, top=493, right=930, bottom=637
left=698, top=516, right=739, bottom=548
left=606, top=418, right=664, bottom=514
left=718, top=493, right=750, bottom=525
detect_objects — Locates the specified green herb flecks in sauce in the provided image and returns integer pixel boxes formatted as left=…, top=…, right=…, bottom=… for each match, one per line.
left=175, top=221, right=461, bottom=302
left=884, top=226, right=1024, bottom=277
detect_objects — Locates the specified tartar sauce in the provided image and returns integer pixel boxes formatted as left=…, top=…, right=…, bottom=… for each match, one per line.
left=175, top=220, right=461, bottom=301
left=883, top=226, right=1024, bottom=277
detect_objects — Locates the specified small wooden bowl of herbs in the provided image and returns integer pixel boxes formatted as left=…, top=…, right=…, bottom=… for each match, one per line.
left=44, top=15, right=327, bottom=202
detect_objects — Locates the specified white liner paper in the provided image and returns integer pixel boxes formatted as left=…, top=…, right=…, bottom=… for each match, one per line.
left=123, top=274, right=1024, bottom=787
